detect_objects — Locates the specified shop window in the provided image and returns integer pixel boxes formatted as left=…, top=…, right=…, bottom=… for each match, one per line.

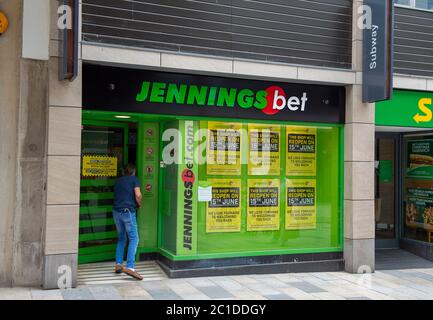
left=158, top=120, right=342, bottom=258
left=415, top=0, right=433, bottom=10
left=395, top=0, right=411, bottom=5
left=395, top=0, right=433, bottom=11
left=403, top=134, right=433, bottom=244
left=159, top=121, right=343, bottom=257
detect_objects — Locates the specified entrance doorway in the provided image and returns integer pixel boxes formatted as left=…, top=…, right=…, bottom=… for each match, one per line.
left=79, top=117, right=160, bottom=265
left=375, top=133, right=400, bottom=248
left=79, top=121, right=138, bottom=264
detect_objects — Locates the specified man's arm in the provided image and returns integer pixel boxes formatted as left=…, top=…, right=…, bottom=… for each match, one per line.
left=134, top=187, right=142, bottom=209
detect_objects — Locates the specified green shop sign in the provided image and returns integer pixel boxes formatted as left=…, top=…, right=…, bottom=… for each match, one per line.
left=83, top=65, right=345, bottom=124
left=376, top=90, right=433, bottom=128
left=176, top=120, right=198, bottom=255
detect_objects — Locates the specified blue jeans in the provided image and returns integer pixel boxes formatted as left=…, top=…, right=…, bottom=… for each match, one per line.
left=113, top=208, right=139, bottom=269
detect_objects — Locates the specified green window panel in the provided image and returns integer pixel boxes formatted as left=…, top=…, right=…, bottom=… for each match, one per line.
left=78, top=252, right=117, bottom=265
left=79, top=244, right=117, bottom=255
left=79, top=206, right=113, bottom=215
left=79, top=218, right=115, bottom=228
left=79, top=231, right=118, bottom=242
left=80, top=192, right=114, bottom=201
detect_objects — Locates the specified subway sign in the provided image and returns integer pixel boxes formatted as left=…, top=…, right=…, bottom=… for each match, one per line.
left=376, top=90, right=433, bottom=128
left=84, top=65, right=345, bottom=124
left=362, top=0, right=394, bottom=103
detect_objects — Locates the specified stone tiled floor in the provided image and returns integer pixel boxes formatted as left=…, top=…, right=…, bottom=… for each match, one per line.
left=2, top=250, right=433, bottom=300
left=2, top=268, right=433, bottom=300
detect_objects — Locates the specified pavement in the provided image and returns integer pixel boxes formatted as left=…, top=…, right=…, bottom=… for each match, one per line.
left=2, top=249, right=433, bottom=300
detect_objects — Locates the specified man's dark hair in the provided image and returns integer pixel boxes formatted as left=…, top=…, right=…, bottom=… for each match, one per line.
left=124, top=163, right=136, bottom=176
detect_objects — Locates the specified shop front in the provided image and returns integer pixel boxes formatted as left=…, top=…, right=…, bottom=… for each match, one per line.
left=376, top=90, right=433, bottom=258
left=80, top=64, right=346, bottom=276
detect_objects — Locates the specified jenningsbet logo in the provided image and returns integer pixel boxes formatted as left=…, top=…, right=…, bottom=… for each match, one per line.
left=136, top=81, right=308, bottom=115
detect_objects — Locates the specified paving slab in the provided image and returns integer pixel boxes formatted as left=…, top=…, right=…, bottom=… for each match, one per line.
left=289, top=281, right=327, bottom=294
left=210, top=277, right=246, bottom=291
left=166, top=282, right=209, bottom=299
left=115, top=284, right=153, bottom=299
left=144, top=288, right=182, bottom=300
left=262, top=276, right=293, bottom=289
left=272, top=273, right=303, bottom=283
left=244, top=282, right=283, bottom=296
left=0, top=288, right=32, bottom=300
left=264, top=293, right=294, bottom=300
left=311, top=292, right=346, bottom=300
left=61, top=288, right=95, bottom=300
left=376, top=249, right=433, bottom=270
left=88, top=285, right=123, bottom=300
left=231, top=275, right=259, bottom=285
left=281, top=287, right=319, bottom=300
left=231, top=290, right=266, bottom=300
left=180, top=293, right=212, bottom=300
left=196, top=285, right=234, bottom=300
left=31, top=289, right=64, bottom=300
left=409, top=271, right=433, bottom=282
left=186, top=277, right=216, bottom=288
left=311, top=272, right=341, bottom=281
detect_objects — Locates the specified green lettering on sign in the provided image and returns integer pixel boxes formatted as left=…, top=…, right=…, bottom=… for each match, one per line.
left=187, top=85, right=208, bottom=106
left=166, top=83, right=187, bottom=104
left=237, top=89, right=254, bottom=109
left=254, top=90, right=268, bottom=109
left=217, top=88, right=237, bottom=107
left=150, top=82, right=166, bottom=103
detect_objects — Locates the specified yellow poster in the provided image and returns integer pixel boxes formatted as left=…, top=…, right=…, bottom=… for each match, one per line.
left=285, top=179, right=316, bottom=230
left=206, top=179, right=241, bottom=233
left=247, top=179, right=280, bottom=231
left=82, top=155, right=117, bottom=177
left=248, top=124, right=281, bottom=176
left=207, top=122, right=242, bottom=175
left=286, top=126, right=317, bottom=176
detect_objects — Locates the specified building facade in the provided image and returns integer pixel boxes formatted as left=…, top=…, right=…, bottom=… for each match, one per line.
left=0, top=0, right=432, bottom=289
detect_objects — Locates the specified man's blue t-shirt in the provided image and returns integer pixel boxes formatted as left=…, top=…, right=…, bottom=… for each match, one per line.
left=113, top=176, right=140, bottom=210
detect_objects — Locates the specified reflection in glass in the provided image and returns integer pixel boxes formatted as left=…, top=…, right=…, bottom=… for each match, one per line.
left=403, top=134, right=433, bottom=244
left=416, top=0, right=433, bottom=9
left=395, top=0, right=411, bottom=6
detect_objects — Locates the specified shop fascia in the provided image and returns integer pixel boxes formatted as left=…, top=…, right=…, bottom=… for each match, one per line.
left=136, top=81, right=309, bottom=114
left=376, top=90, right=433, bottom=128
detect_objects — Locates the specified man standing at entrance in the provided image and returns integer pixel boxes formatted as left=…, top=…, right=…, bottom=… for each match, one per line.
left=113, top=163, right=143, bottom=280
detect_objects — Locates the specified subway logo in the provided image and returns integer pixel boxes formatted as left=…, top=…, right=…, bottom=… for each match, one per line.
left=136, top=82, right=308, bottom=115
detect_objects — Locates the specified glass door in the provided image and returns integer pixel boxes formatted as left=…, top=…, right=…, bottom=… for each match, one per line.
left=79, top=121, right=137, bottom=264
left=375, top=133, right=400, bottom=248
